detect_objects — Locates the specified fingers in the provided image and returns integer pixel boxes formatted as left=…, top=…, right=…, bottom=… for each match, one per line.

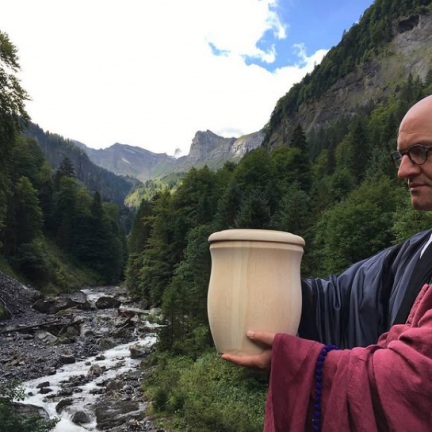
left=247, top=330, right=275, bottom=347
left=222, top=350, right=272, bottom=370
left=222, top=353, right=257, bottom=367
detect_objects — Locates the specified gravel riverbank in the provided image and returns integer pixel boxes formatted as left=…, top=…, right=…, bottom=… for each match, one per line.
left=0, top=272, right=170, bottom=432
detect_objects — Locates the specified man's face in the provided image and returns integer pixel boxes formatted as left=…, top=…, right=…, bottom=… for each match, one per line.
left=397, top=97, right=432, bottom=210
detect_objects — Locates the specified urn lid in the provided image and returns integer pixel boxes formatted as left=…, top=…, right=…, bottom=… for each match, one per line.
left=208, top=229, right=305, bottom=246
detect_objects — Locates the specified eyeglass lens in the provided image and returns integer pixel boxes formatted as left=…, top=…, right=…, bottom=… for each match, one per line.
left=392, top=145, right=429, bottom=168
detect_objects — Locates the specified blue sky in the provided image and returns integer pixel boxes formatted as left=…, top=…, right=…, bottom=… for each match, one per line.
left=0, top=0, right=377, bottom=155
left=247, top=0, right=375, bottom=71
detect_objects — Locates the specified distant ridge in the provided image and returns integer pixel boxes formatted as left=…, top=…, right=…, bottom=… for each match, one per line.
left=76, top=129, right=264, bottom=182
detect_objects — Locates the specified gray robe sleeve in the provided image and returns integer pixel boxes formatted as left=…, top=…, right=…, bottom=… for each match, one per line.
left=299, top=230, right=431, bottom=348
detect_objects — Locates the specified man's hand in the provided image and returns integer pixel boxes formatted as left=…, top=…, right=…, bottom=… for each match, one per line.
left=221, top=330, right=275, bottom=371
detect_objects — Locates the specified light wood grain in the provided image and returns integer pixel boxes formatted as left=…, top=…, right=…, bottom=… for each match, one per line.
left=208, top=230, right=304, bottom=356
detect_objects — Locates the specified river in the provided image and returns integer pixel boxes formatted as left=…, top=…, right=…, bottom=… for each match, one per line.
left=0, top=285, right=164, bottom=431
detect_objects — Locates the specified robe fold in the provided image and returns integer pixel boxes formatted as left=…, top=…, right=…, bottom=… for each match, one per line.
left=300, top=229, right=432, bottom=348
left=264, top=283, right=432, bottom=432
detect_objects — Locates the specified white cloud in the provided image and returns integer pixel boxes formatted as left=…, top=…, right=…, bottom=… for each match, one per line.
left=0, top=0, right=327, bottom=156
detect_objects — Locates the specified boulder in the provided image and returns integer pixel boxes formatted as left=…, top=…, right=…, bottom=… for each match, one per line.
left=93, top=399, right=141, bottom=429
left=32, top=297, right=75, bottom=314
left=96, top=296, right=121, bottom=309
left=129, top=344, right=150, bottom=359
left=88, top=364, right=104, bottom=378
left=39, top=387, right=52, bottom=394
left=12, top=402, right=49, bottom=419
left=31, top=299, right=52, bottom=314
left=71, top=410, right=92, bottom=425
left=60, top=354, right=76, bottom=364
left=98, top=337, right=116, bottom=350
left=69, top=291, right=91, bottom=310
left=35, top=330, right=57, bottom=344
left=55, top=398, right=73, bottom=414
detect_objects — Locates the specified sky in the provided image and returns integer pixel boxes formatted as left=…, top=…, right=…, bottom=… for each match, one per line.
left=0, top=0, right=375, bottom=157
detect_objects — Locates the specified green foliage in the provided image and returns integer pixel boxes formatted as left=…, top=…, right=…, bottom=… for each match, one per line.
left=120, top=51, right=432, bottom=432
left=314, top=177, right=402, bottom=274
left=14, top=176, right=43, bottom=245
left=128, top=199, right=153, bottom=255
left=0, top=381, right=58, bottom=432
left=14, top=239, right=50, bottom=285
left=392, top=195, right=432, bottom=243
left=0, top=31, right=30, bottom=243
left=144, top=351, right=267, bottom=432
left=26, top=122, right=134, bottom=206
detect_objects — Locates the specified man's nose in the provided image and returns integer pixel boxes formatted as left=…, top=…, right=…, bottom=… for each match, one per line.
left=397, top=155, right=421, bottom=179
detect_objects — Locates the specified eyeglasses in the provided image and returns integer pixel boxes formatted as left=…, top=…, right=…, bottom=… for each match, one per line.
left=391, top=145, right=432, bottom=168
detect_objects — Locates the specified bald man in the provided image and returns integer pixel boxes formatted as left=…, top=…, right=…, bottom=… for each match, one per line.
left=224, top=95, right=432, bottom=431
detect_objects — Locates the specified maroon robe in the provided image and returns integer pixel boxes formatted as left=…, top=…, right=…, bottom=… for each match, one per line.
left=264, top=283, right=432, bottom=431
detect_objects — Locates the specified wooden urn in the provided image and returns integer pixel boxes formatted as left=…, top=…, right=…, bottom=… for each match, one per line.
left=207, top=229, right=304, bottom=355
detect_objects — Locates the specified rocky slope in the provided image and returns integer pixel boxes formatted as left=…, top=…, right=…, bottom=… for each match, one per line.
left=264, top=11, right=432, bottom=149
left=0, top=273, right=169, bottom=431
left=77, top=129, right=264, bottom=182
left=74, top=142, right=177, bottom=183
left=173, top=129, right=265, bottom=173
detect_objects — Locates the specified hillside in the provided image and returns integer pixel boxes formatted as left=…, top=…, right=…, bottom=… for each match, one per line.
left=26, top=123, right=137, bottom=205
left=264, top=1, right=432, bottom=151
left=74, top=141, right=177, bottom=182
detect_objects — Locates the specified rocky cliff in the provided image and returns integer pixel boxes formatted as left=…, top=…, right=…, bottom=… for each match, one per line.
left=77, top=129, right=264, bottom=181
left=172, top=129, right=265, bottom=173
left=264, top=11, right=432, bottom=149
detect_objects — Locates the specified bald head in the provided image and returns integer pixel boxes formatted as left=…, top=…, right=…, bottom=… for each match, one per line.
left=398, top=95, right=432, bottom=145
left=398, top=95, right=432, bottom=147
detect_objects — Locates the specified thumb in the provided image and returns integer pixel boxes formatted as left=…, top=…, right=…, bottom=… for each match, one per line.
left=247, top=330, right=275, bottom=347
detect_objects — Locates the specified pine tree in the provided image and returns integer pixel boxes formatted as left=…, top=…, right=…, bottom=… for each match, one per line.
left=14, top=176, right=43, bottom=246
left=54, top=157, right=75, bottom=188
left=0, top=31, right=30, bottom=242
left=289, top=124, right=312, bottom=191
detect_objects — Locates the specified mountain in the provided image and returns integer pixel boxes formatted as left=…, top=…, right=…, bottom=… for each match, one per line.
left=172, top=130, right=265, bottom=173
left=76, top=130, right=264, bottom=181
left=26, top=123, right=137, bottom=205
left=263, top=2, right=432, bottom=151
left=73, top=141, right=177, bottom=183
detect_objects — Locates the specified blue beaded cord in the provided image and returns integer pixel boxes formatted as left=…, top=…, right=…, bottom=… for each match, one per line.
left=313, top=344, right=339, bottom=431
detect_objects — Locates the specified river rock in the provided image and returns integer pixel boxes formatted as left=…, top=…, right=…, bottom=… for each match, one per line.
left=12, top=402, right=49, bottom=419
left=32, top=297, right=75, bottom=314
left=56, top=398, right=73, bottom=414
left=39, top=387, right=52, bottom=394
left=129, top=344, right=150, bottom=359
left=71, top=410, right=93, bottom=425
left=98, top=337, right=116, bottom=350
left=93, top=399, right=141, bottom=429
left=60, top=354, right=76, bottom=364
left=95, top=296, right=121, bottom=309
left=106, top=379, right=123, bottom=391
left=88, top=363, right=103, bottom=378
left=69, top=292, right=91, bottom=310
left=35, top=330, right=57, bottom=344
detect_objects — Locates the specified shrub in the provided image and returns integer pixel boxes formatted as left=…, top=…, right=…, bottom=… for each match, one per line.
left=144, top=351, right=267, bottom=432
left=0, top=381, right=58, bottom=432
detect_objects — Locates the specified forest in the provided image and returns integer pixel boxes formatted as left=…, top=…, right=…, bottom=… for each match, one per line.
left=2, top=0, right=432, bottom=430
left=126, top=78, right=432, bottom=431
left=0, top=31, right=127, bottom=295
